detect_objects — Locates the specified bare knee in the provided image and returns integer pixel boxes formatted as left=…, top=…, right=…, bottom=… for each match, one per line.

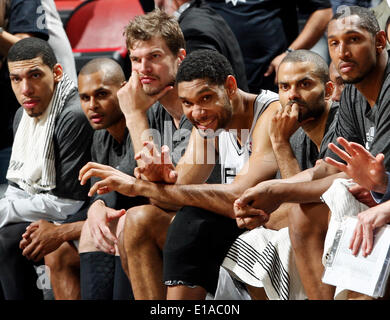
left=78, top=221, right=97, bottom=253
left=288, top=203, right=330, bottom=245
left=124, top=205, right=172, bottom=249
left=45, top=242, right=79, bottom=273
left=126, top=205, right=162, bottom=238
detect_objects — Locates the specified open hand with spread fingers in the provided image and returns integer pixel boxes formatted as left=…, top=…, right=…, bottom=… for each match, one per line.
left=325, top=137, right=388, bottom=194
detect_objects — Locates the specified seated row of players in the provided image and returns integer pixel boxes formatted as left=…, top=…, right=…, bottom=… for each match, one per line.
left=1, top=5, right=388, bottom=300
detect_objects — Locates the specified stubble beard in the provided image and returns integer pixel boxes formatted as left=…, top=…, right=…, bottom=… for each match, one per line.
left=287, top=98, right=324, bottom=123
left=340, top=60, right=376, bottom=85
left=143, top=78, right=176, bottom=97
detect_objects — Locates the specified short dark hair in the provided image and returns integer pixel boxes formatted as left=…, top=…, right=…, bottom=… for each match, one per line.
left=330, top=5, right=380, bottom=36
left=176, top=49, right=234, bottom=86
left=279, top=49, right=330, bottom=84
left=8, top=37, right=57, bottom=68
left=124, top=8, right=185, bottom=56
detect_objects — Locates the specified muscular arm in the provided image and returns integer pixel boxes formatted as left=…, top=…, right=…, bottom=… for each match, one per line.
left=272, top=142, right=301, bottom=178
left=288, top=8, right=333, bottom=53
left=148, top=103, right=280, bottom=216
left=280, top=158, right=340, bottom=183
left=269, top=103, right=302, bottom=178
left=174, top=127, right=218, bottom=184
left=234, top=156, right=345, bottom=220
left=117, top=72, right=172, bottom=167
left=85, top=104, right=280, bottom=218
left=235, top=169, right=347, bottom=220
left=265, top=8, right=332, bottom=78
left=273, top=171, right=347, bottom=204
left=236, top=102, right=337, bottom=228
left=0, top=31, right=33, bottom=56
left=133, top=147, right=278, bottom=218
left=54, top=221, right=84, bottom=242
left=129, top=127, right=232, bottom=215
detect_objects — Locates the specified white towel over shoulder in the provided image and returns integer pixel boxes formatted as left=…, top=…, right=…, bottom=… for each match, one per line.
left=6, top=73, right=75, bottom=194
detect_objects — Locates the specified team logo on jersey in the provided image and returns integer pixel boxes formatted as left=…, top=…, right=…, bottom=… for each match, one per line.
left=365, top=126, right=375, bottom=150
left=223, top=167, right=236, bottom=184
left=225, top=0, right=246, bottom=5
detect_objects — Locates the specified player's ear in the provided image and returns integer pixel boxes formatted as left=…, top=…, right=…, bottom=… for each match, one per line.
left=177, top=48, right=186, bottom=64
left=375, top=30, right=387, bottom=55
left=53, top=63, right=63, bottom=83
left=325, top=80, right=334, bottom=100
left=225, top=75, right=237, bottom=99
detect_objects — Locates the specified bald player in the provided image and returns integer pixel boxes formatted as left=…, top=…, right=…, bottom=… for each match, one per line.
left=77, top=59, right=148, bottom=300
left=21, top=58, right=145, bottom=299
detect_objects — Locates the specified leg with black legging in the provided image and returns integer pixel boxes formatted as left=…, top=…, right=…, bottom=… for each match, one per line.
left=79, top=246, right=133, bottom=300
left=79, top=214, right=133, bottom=300
left=79, top=195, right=146, bottom=300
left=0, top=223, right=44, bottom=300
left=79, top=251, right=115, bottom=300
left=113, top=256, right=133, bottom=300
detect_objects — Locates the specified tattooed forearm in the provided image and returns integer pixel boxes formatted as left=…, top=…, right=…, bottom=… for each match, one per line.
left=146, top=182, right=240, bottom=218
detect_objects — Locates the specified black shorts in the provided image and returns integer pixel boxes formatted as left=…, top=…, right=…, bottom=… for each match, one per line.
left=163, top=206, right=244, bottom=295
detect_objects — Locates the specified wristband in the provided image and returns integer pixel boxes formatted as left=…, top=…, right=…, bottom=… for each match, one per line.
left=371, top=172, right=390, bottom=204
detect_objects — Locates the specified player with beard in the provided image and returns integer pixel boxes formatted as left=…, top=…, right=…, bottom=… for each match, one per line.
left=80, top=49, right=279, bottom=299
left=19, top=58, right=147, bottom=300
left=221, top=49, right=338, bottom=300
left=76, top=11, right=201, bottom=300
left=117, top=9, right=189, bottom=174
left=79, top=48, right=338, bottom=300
left=232, top=6, right=390, bottom=300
